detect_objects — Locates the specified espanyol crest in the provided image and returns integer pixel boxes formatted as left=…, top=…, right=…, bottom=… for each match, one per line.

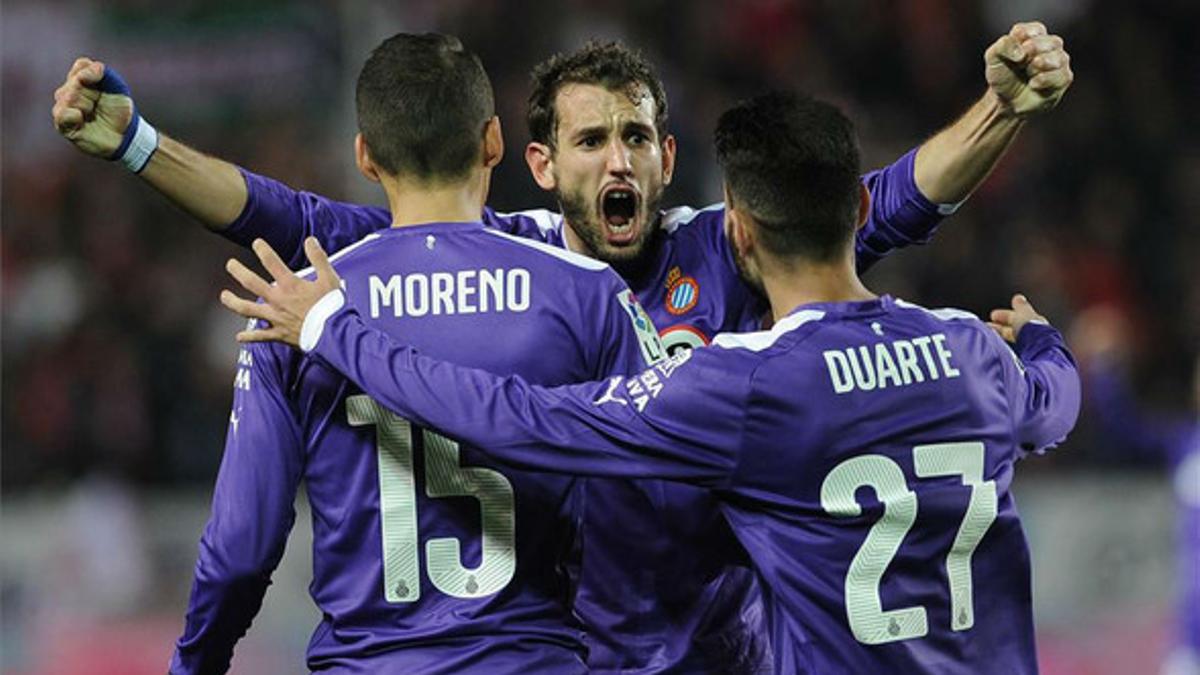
left=664, top=266, right=699, bottom=316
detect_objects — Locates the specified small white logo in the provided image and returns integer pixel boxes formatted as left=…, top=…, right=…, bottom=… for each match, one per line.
left=229, top=408, right=241, bottom=434
left=425, top=235, right=436, bottom=250
left=871, top=322, right=884, bottom=336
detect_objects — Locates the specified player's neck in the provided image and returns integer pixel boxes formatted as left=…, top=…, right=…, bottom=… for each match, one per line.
left=380, top=173, right=486, bottom=228
left=759, top=253, right=875, bottom=322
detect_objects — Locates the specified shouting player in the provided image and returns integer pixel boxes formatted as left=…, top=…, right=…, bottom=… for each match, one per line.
left=225, top=90, right=1082, bottom=674
left=55, top=21, right=1072, bottom=673
left=169, top=33, right=661, bottom=673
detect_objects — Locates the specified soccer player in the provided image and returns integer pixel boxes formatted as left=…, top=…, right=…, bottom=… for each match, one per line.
left=169, top=33, right=662, bottom=673
left=54, top=21, right=1073, bottom=672
left=225, top=91, right=1082, bottom=674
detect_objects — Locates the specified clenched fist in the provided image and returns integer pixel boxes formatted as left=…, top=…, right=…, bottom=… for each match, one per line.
left=52, top=57, right=133, bottom=158
left=985, top=22, right=1073, bottom=118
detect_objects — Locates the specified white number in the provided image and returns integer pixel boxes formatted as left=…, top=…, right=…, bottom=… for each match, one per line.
left=821, top=455, right=928, bottom=644
left=820, top=442, right=998, bottom=644
left=347, top=395, right=517, bottom=603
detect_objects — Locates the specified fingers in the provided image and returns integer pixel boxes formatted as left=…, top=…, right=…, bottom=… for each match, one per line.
left=226, top=258, right=275, bottom=299
left=67, top=57, right=96, bottom=80
left=77, top=61, right=105, bottom=85
left=220, top=289, right=272, bottom=320
left=985, top=34, right=1026, bottom=66
left=304, top=237, right=339, bottom=287
left=987, top=322, right=1016, bottom=343
left=251, top=238, right=294, bottom=285
left=53, top=106, right=84, bottom=133
left=990, top=308, right=1015, bottom=325
left=236, top=326, right=289, bottom=344
left=1011, top=21, right=1047, bottom=42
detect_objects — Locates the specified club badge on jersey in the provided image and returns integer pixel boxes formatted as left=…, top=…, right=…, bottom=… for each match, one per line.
left=664, top=266, right=700, bottom=316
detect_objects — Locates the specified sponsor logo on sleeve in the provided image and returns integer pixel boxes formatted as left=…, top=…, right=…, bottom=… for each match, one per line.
left=664, top=266, right=700, bottom=316
left=659, top=324, right=710, bottom=356
left=618, top=289, right=666, bottom=365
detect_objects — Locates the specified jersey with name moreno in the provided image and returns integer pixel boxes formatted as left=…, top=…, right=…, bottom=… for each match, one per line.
left=220, top=149, right=943, bottom=671
left=170, top=222, right=658, bottom=674
left=303, top=294, right=1080, bottom=675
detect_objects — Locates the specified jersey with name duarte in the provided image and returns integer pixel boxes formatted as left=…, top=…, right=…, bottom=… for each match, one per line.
left=170, top=221, right=661, bottom=674
left=218, top=149, right=945, bottom=673
left=301, top=294, right=1081, bottom=675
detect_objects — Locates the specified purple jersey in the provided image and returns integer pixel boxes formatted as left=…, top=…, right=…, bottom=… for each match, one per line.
left=300, top=294, right=1080, bottom=674
left=170, top=222, right=659, bottom=674
left=220, top=147, right=944, bottom=672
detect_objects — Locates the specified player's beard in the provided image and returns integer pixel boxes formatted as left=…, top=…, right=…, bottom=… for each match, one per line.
left=557, top=182, right=664, bottom=277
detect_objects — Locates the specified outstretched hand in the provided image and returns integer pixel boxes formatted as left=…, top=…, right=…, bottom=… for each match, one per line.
left=988, top=293, right=1049, bottom=343
left=220, top=237, right=342, bottom=348
left=985, top=21, right=1073, bottom=118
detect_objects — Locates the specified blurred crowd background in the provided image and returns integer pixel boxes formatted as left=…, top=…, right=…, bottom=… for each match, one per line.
left=2, top=0, right=1196, bottom=673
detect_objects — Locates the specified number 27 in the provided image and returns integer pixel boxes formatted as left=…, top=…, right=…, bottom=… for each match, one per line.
left=820, top=442, right=998, bottom=645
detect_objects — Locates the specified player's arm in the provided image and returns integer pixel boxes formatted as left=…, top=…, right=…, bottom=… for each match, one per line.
left=988, top=294, right=1082, bottom=454
left=52, top=58, right=390, bottom=267
left=218, top=239, right=739, bottom=485
left=854, top=22, right=1072, bottom=273
left=913, top=21, right=1072, bottom=205
left=307, top=295, right=741, bottom=485
left=170, top=340, right=304, bottom=674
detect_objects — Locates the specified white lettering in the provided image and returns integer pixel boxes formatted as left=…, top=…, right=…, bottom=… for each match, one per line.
left=480, top=269, right=504, bottom=313
left=508, top=269, right=531, bottom=312
left=893, top=340, right=924, bottom=385
left=404, top=274, right=429, bottom=317
left=911, top=336, right=940, bottom=380
left=457, top=270, right=477, bottom=314
left=851, top=345, right=877, bottom=391
left=431, top=272, right=455, bottom=315
left=370, top=275, right=403, bottom=318
left=933, top=333, right=961, bottom=378
left=824, top=350, right=855, bottom=394
left=874, top=342, right=903, bottom=389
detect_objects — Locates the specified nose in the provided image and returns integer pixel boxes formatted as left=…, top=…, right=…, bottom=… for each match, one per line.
left=605, top=138, right=633, bottom=176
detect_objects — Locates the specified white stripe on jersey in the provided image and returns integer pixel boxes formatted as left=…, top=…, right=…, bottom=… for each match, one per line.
left=894, top=299, right=980, bottom=323
left=493, top=209, right=563, bottom=239
left=711, top=309, right=827, bottom=352
left=294, top=233, right=383, bottom=280
left=484, top=229, right=611, bottom=272
left=660, top=203, right=725, bottom=235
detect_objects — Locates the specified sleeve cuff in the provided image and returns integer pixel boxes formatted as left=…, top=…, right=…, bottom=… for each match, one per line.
left=300, top=289, right=346, bottom=352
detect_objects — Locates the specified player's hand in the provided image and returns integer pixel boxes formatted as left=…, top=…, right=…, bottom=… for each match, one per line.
left=988, top=294, right=1049, bottom=343
left=52, top=58, right=134, bottom=158
left=220, top=238, right=342, bottom=348
left=984, top=21, right=1073, bottom=118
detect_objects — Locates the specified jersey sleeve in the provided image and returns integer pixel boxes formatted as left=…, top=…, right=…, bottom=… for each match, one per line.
left=170, top=340, right=304, bottom=674
left=483, top=207, right=562, bottom=243
left=994, top=322, right=1082, bottom=458
left=854, top=147, right=945, bottom=275
left=303, top=295, right=743, bottom=486
left=222, top=168, right=391, bottom=269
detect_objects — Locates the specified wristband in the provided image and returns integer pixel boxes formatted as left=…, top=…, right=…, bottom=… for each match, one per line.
left=97, top=67, right=159, bottom=173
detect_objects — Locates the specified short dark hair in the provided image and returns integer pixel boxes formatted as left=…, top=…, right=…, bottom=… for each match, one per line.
left=356, top=33, right=494, bottom=182
left=714, top=91, right=862, bottom=261
left=527, top=41, right=668, bottom=148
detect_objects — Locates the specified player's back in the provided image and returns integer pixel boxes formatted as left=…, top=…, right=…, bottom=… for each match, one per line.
left=283, top=222, right=654, bottom=673
left=716, top=295, right=1069, bottom=674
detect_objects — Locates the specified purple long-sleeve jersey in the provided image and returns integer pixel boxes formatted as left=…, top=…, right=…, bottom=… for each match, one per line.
left=220, top=148, right=944, bottom=672
left=301, top=293, right=1081, bottom=674
left=170, top=222, right=661, bottom=674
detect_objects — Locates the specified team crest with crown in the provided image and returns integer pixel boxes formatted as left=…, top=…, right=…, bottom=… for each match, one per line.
left=664, top=266, right=700, bottom=315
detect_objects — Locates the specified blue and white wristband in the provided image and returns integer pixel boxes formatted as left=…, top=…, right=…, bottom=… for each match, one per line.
left=98, top=67, right=158, bottom=174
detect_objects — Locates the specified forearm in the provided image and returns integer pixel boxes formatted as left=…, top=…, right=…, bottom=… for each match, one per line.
left=913, top=90, right=1025, bottom=205
left=1014, top=323, right=1082, bottom=452
left=140, top=133, right=248, bottom=231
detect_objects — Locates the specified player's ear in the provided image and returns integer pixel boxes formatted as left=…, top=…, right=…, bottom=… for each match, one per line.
left=525, top=141, right=556, bottom=190
left=482, top=115, right=504, bottom=169
left=355, top=133, right=382, bottom=184
left=855, top=183, right=870, bottom=231
left=660, top=133, right=677, bottom=186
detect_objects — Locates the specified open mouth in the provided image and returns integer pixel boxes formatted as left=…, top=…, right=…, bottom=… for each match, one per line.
left=601, top=185, right=639, bottom=243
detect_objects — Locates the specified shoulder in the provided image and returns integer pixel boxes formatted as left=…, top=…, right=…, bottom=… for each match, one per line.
left=485, top=207, right=564, bottom=240
left=659, top=203, right=726, bottom=236
left=480, top=228, right=611, bottom=273
left=292, top=232, right=386, bottom=280
left=711, top=308, right=828, bottom=354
